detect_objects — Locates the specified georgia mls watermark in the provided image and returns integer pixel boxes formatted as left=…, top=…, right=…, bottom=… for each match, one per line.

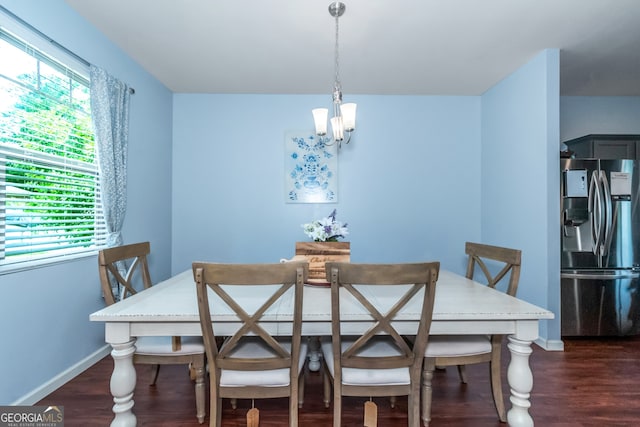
left=0, top=406, right=64, bottom=427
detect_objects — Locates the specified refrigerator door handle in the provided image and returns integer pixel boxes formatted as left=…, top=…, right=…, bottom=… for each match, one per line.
left=561, top=271, right=640, bottom=280
left=588, top=170, right=602, bottom=256
left=600, top=170, right=613, bottom=256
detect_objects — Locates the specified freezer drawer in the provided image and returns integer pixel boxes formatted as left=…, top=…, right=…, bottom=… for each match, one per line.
left=561, top=270, right=640, bottom=336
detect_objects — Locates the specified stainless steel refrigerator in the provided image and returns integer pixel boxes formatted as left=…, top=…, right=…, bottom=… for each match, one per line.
left=561, top=158, right=640, bottom=336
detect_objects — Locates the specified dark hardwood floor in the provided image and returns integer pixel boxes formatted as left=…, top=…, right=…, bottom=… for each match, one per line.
left=37, top=336, right=640, bottom=426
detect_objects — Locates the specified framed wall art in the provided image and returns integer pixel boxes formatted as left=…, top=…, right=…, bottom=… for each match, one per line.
left=284, top=131, right=338, bottom=203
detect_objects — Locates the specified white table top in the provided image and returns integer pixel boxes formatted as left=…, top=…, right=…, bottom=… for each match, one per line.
left=90, top=269, right=553, bottom=336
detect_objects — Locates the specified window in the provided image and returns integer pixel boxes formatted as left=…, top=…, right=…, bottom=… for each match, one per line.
left=0, top=28, right=106, bottom=270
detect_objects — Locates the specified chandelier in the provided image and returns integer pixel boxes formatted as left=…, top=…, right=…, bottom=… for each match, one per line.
left=312, top=1, right=356, bottom=149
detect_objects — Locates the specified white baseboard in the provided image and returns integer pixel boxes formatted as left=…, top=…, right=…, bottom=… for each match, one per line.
left=11, top=345, right=111, bottom=406
left=534, top=337, right=565, bottom=351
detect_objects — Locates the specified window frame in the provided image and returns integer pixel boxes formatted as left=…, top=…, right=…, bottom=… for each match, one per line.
left=0, top=16, right=106, bottom=274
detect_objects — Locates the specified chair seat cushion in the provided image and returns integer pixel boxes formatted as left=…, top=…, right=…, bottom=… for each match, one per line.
left=321, top=337, right=410, bottom=386
left=425, top=335, right=492, bottom=357
left=135, top=336, right=205, bottom=355
left=220, top=337, right=308, bottom=387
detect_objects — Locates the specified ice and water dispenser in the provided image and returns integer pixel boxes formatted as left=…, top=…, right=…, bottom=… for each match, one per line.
left=562, top=169, right=591, bottom=254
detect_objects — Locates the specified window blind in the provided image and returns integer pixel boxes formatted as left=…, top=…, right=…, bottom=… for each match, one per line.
left=0, top=27, right=106, bottom=268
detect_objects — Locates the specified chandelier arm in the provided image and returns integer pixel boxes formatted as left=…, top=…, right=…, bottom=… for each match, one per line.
left=322, top=132, right=350, bottom=149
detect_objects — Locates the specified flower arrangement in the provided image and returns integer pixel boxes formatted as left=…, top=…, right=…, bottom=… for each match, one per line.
left=302, top=209, right=349, bottom=242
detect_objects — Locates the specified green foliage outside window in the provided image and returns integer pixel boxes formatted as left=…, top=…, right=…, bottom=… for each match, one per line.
left=0, top=31, right=102, bottom=262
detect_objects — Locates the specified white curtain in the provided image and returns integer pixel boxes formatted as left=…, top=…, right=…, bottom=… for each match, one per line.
left=90, top=65, right=131, bottom=248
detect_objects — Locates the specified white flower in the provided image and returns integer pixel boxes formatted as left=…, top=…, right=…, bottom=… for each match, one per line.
left=301, top=209, right=348, bottom=242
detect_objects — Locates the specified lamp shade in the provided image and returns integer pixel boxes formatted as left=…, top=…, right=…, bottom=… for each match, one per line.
left=312, top=108, right=329, bottom=136
left=330, top=116, right=344, bottom=141
left=340, top=103, right=356, bottom=132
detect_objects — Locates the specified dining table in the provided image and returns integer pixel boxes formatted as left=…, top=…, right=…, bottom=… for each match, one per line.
left=90, top=268, right=554, bottom=427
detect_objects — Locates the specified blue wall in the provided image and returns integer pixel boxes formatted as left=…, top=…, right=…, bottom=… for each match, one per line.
left=0, top=0, right=174, bottom=404
left=561, top=96, right=640, bottom=142
left=171, top=95, right=481, bottom=273
left=481, top=49, right=561, bottom=343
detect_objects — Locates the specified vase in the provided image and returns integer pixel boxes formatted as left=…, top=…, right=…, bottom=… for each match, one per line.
left=295, top=241, right=350, bottom=283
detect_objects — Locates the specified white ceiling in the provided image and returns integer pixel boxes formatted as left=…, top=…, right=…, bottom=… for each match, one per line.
left=64, top=0, right=640, bottom=96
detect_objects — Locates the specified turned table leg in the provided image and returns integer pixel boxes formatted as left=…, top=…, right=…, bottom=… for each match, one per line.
left=307, top=336, right=322, bottom=372
left=109, top=339, right=137, bottom=427
left=506, top=335, right=534, bottom=427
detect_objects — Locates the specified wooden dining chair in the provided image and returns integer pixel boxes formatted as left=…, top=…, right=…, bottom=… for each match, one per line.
left=98, top=242, right=206, bottom=424
left=421, top=242, right=522, bottom=426
left=192, top=261, right=308, bottom=427
left=321, top=262, right=440, bottom=427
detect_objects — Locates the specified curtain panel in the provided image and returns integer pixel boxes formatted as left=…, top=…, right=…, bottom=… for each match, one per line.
left=90, top=65, right=131, bottom=249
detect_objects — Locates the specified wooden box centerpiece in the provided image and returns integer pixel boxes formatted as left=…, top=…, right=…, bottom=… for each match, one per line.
left=295, top=241, right=350, bottom=284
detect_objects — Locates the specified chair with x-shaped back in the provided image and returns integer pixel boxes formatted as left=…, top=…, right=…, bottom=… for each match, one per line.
left=98, top=242, right=206, bottom=424
left=421, top=241, right=522, bottom=426
left=193, top=261, right=308, bottom=427
left=321, top=262, right=440, bottom=427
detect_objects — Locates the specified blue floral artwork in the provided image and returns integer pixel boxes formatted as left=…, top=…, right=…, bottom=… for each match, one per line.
left=285, top=131, right=338, bottom=203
